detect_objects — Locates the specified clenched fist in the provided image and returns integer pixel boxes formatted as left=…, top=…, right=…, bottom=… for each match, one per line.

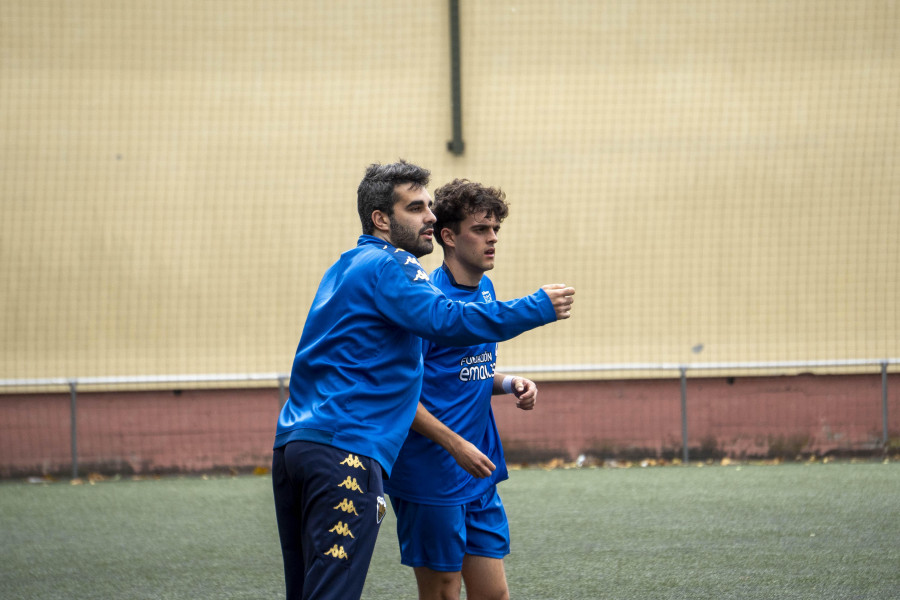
left=541, top=284, right=575, bottom=320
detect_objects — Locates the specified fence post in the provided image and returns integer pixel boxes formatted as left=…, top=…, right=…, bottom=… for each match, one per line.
left=882, top=361, right=889, bottom=450
left=446, top=0, right=465, bottom=155
left=680, top=366, right=689, bottom=464
left=277, top=376, right=286, bottom=411
left=69, top=380, right=78, bottom=479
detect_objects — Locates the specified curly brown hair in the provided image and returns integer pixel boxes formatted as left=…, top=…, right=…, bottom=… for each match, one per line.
left=432, top=179, right=509, bottom=247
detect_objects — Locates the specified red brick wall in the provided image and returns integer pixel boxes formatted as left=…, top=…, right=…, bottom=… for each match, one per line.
left=1, top=374, right=896, bottom=478
left=493, top=374, right=897, bottom=462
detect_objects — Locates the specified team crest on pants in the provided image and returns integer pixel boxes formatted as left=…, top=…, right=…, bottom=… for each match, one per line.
left=376, top=496, right=386, bottom=524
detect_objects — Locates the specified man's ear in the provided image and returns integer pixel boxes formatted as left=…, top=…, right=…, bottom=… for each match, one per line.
left=371, top=210, right=391, bottom=233
left=440, top=226, right=455, bottom=248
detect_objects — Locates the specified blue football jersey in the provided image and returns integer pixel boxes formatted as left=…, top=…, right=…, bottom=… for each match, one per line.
left=385, top=265, right=509, bottom=504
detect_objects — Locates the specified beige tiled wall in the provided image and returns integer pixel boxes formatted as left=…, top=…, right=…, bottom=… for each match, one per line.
left=2, top=1, right=897, bottom=383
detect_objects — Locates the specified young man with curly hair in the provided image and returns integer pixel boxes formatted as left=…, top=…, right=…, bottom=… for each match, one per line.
left=385, top=179, right=545, bottom=600
left=272, top=163, right=574, bottom=600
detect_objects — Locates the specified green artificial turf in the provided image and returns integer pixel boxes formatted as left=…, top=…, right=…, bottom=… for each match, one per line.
left=501, top=462, right=899, bottom=600
left=1, top=462, right=897, bottom=599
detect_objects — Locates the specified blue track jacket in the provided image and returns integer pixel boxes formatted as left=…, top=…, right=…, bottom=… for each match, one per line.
left=274, top=235, right=556, bottom=475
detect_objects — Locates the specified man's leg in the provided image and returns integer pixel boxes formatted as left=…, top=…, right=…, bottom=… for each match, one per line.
left=408, top=555, right=508, bottom=600
left=272, top=445, right=306, bottom=599
left=413, top=567, right=463, bottom=600
left=459, top=486, right=511, bottom=600
left=274, top=441, right=385, bottom=600
left=461, top=555, right=509, bottom=600
left=391, top=498, right=467, bottom=599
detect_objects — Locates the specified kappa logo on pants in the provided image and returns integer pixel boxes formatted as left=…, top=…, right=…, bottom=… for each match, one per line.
left=334, top=498, right=359, bottom=515
left=339, top=453, right=367, bottom=470
left=323, top=544, right=349, bottom=560
left=329, top=521, right=355, bottom=538
left=337, top=476, right=364, bottom=493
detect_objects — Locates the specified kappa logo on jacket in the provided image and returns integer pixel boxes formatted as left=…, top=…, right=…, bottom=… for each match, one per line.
left=383, top=247, right=430, bottom=283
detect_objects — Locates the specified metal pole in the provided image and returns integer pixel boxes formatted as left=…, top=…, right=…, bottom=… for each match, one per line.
left=69, top=380, right=78, bottom=479
left=278, top=376, right=287, bottom=410
left=680, top=367, right=689, bottom=464
left=882, top=361, right=889, bottom=449
left=446, top=0, right=465, bottom=155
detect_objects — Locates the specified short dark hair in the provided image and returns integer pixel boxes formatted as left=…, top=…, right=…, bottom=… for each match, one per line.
left=357, top=160, right=431, bottom=235
left=432, top=179, right=509, bottom=247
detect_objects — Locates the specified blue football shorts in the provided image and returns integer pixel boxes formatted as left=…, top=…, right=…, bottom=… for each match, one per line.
left=389, top=485, right=510, bottom=572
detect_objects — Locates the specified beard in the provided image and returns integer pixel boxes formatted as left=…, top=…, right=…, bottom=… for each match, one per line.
left=389, top=219, right=434, bottom=258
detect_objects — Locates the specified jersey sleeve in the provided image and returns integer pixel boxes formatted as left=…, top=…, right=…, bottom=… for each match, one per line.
left=372, top=251, right=556, bottom=347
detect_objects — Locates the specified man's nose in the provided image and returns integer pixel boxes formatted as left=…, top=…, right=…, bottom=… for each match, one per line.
left=425, top=207, right=437, bottom=223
